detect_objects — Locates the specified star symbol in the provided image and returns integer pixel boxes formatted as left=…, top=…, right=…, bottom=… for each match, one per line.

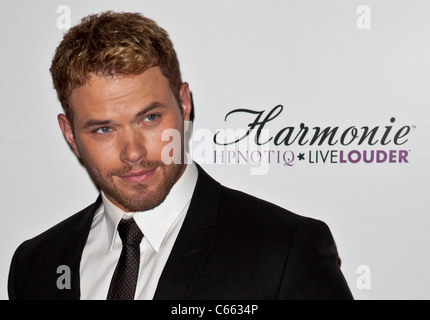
left=298, top=153, right=305, bottom=161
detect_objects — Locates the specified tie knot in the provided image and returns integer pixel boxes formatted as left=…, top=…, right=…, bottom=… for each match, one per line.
left=117, top=218, right=143, bottom=246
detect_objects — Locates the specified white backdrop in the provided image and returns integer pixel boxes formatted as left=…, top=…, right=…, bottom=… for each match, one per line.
left=1, top=0, right=429, bottom=300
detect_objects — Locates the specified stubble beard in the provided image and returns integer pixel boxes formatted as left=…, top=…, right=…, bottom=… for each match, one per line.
left=83, top=159, right=185, bottom=212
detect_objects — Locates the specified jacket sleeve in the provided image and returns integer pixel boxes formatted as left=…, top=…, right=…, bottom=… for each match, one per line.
left=8, top=242, right=23, bottom=300
left=277, top=219, right=354, bottom=299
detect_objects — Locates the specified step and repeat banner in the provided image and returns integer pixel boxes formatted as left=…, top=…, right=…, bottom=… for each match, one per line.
left=1, top=0, right=429, bottom=299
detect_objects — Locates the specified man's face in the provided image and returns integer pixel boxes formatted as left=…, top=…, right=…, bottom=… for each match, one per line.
left=58, top=67, right=192, bottom=212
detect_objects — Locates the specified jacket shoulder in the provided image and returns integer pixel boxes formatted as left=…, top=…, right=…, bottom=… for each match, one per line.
left=8, top=197, right=100, bottom=300
left=219, top=185, right=313, bottom=229
left=16, top=199, right=99, bottom=254
left=194, top=165, right=327, bottom=240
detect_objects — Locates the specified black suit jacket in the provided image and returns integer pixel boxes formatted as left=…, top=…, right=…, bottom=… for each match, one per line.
left=8, top=165, right=353, bottom=300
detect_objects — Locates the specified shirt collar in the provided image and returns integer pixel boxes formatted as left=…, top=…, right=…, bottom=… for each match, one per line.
left=102, top=160, right=198, bottom=252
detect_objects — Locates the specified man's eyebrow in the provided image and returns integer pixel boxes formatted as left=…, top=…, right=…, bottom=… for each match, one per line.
left=81, top=102, right=167, bottom=130
left=82, top=119, right=112, bottom=130
left=133, top=102, right=167, bottom=120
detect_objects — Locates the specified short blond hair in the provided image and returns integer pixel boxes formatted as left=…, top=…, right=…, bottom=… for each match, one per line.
left=50, top=11, right=182, bottom=121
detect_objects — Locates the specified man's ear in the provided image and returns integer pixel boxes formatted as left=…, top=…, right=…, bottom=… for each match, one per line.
left=58, top=114, right=81, bottom=158
left=179, top=82, right=193, bottom=132
left=179, top=82, right=192, bottom=122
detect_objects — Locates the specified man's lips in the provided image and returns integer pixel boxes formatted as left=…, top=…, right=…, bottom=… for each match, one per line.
left=117, top=167, right=157, bottom=183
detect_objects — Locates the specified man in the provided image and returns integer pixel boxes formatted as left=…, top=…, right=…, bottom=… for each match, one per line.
left=8, top=11, right=353, bottom=300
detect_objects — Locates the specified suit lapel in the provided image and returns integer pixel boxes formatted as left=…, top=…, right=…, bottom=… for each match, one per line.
left=154, top=165, right=222, bottom=299
left=57, top=195, right=102, bottom=299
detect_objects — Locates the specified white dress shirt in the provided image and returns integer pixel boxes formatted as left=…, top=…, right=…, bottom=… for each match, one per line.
left=79, top=161, right=198, bottom=300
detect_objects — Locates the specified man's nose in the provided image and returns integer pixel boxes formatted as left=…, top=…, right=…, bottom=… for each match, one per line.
left=120, top=128, right=146, bottom=164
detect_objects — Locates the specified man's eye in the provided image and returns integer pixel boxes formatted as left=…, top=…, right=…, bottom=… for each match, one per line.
left=144, top=114, right=158, bottom=122
left=95, top=127, right=111, bottom=134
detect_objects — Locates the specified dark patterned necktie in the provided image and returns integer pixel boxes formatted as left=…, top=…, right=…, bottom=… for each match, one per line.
left=107, top=218, right=144, bottom=300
